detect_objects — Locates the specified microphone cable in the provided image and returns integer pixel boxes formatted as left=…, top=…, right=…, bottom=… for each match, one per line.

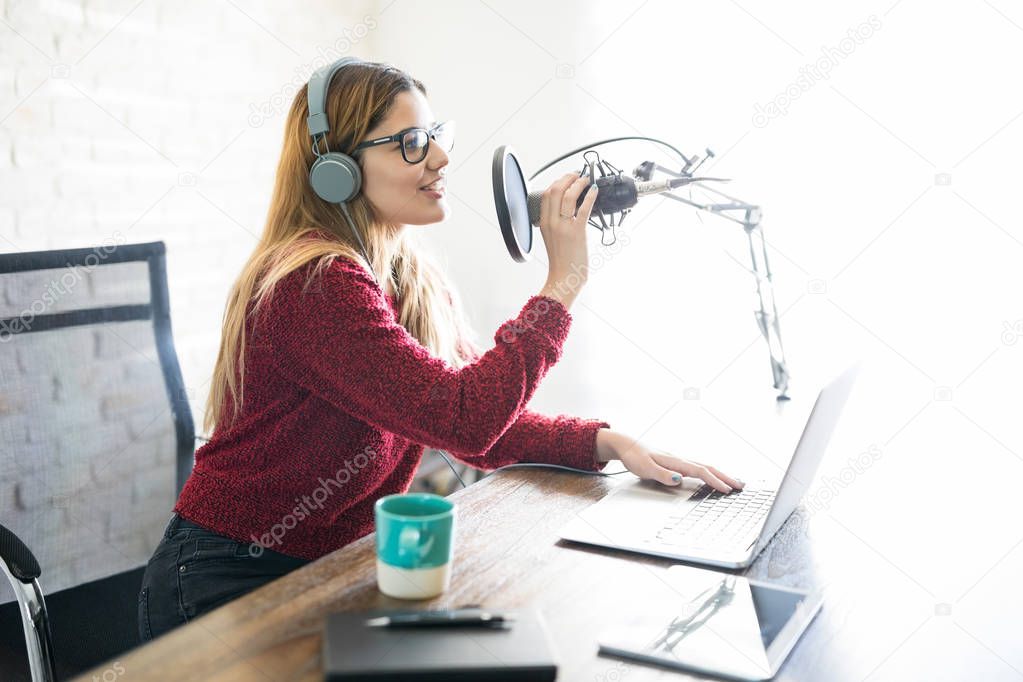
left=433, top=449, right=632, bottom=490
left=527, top=135, right=691, bottom=181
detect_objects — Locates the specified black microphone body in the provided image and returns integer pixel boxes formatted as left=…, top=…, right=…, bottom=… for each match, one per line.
left=526, top=174, right=632, bottom=227
left=525, top=175, right=691, bottom=226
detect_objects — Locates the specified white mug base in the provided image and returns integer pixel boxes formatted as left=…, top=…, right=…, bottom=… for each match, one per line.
left=376, top=558, right=451, bottom=600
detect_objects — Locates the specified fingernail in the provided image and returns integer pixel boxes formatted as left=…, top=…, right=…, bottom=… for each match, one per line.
left=671, top=474, right=681, bottom=483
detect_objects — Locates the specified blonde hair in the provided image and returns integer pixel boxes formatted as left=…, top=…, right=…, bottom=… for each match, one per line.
left=205, top=60, right=480, bottom=435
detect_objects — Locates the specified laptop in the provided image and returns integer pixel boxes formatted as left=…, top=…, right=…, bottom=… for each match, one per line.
left=559, top=364, right=859, bottom=569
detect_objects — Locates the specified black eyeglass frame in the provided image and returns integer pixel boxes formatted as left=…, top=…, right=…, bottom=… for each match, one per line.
left=353, top=120, right=455, bottom=164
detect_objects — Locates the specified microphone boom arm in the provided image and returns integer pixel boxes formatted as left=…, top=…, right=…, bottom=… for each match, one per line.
left=654, top=164, right=790, bottom=399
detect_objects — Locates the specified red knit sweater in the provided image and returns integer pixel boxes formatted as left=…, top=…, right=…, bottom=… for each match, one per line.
left=174, top=256, right=611, bottom=561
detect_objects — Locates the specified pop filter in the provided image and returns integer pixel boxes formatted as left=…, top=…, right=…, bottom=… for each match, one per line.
left=492, top=145, right=532, bottom=262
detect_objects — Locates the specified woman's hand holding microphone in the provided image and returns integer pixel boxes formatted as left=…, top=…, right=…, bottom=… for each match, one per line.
left=537, top=173, right=599, bottom=310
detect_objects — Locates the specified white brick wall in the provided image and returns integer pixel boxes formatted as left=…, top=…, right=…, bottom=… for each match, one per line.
left=1, top=0, right=383, bottom=602
left=2, top=0, right=383, bottom=415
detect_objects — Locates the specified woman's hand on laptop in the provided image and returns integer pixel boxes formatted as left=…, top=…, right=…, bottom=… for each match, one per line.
left=595, top=429, right=744, bottom=493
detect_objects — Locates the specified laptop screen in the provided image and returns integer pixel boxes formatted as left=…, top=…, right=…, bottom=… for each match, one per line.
left=753, top=364, right=860, bottom=553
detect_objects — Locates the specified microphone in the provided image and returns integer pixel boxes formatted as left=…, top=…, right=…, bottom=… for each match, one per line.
left=525, top=175, right=712, bottom=228
left=493, top=145, right=728, bottom=262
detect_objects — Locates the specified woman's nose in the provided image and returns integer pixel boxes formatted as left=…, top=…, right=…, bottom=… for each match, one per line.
left=427, top=139, right=450, bottom=169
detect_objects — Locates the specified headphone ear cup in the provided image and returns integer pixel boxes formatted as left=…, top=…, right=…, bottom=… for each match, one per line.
left=309, top=152, right=362, bottom=203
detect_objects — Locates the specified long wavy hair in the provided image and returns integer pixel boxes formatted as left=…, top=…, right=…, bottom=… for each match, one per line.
left=204, top=59, right=480, bottom=435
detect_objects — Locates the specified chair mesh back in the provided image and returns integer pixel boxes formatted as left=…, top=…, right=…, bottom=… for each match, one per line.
left=0, top=242, right=193, bottom=606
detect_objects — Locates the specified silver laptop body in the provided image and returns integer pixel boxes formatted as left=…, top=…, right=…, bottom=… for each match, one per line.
left=559, top=365, right=859, bottom=569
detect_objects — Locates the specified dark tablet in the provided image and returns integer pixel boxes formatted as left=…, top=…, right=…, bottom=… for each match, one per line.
left=598, top=564, right=824, bottom=681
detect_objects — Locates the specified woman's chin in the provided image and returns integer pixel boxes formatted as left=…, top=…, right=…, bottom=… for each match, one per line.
left=407, top=204, right=450, bottom=225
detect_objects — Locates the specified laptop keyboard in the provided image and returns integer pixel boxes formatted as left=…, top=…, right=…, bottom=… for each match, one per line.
left=653, top=485, right=776, bottom=551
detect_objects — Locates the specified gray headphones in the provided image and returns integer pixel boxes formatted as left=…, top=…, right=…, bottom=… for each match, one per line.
left=305, top=56, right=379, bottom=283
left=306, top=56, right=364, bottom=204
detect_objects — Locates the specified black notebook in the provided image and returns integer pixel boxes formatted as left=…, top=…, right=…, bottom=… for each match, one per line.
left=322, top=608, right=557, bottom=681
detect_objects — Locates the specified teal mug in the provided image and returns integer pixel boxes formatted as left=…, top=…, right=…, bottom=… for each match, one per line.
left=374, top=493, right=456, bottom=599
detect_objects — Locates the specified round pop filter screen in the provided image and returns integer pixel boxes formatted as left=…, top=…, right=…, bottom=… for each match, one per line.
left=492, top=145, right=532, bottom=262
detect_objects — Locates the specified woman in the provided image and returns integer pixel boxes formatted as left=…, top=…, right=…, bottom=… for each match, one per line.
left=137, top=58, right=744, bottom=643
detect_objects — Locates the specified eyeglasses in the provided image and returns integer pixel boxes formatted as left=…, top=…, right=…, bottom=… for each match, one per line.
left=354, top=120, right=455, bottom=164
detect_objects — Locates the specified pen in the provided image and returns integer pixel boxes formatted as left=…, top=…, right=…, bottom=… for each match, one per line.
left=364, top=607, right=516, bottom=628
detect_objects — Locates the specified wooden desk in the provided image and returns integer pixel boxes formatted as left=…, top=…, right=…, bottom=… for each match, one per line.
left=73, top=466, right=1015, bottom=681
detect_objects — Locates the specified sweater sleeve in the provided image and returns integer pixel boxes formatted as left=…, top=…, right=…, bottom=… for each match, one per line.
left=450, top=408, right=611, bottom=472
left=254, top=258, right=574, bottom=457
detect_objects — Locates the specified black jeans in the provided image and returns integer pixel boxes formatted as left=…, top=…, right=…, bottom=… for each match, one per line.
left=137, top=514, right=310, bottom=643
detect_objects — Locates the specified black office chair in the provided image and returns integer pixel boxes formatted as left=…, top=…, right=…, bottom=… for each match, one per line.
left=0, top=242, right=195, bottom=681
left=0, top=524, right=54, bottom=682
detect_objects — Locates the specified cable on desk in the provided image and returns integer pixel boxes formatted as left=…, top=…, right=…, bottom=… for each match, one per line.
left=435, top=449, right=468, bottom=489
left=434, top=450, right=631, bottom=490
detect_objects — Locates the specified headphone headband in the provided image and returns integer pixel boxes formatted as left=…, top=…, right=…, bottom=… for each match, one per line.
left=306, top=56, right=363, bottom=138
left=304, top=56, right=374, bottom=280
